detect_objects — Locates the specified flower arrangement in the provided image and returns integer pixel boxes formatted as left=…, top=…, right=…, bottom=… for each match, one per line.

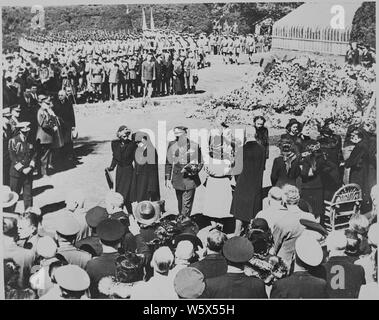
left=191, top=56, right=376, bottom=131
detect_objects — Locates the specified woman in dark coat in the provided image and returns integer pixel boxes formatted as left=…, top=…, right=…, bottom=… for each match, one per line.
left=230, top=128, right=266, bottom=235
left=107, top=125, right=137, bottom=214
left=271, top=138, right=301, bottom=188
left=131, top=131, right=160, bottom=202
left=316, top=119, right=344, bottom=200
left=299, top=140, right=331, bottom=222
left=254, top=116, right=269, bottom=166
left=344, top=129, right=371, bottom=212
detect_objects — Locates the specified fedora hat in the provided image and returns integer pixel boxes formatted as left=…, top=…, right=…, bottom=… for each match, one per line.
left=134, top=201, right=160, bottom=225
left=1, top=186, right=19, bottom=208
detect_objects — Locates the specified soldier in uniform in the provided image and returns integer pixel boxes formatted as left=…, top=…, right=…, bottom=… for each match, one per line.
left=183, top=52, right=198, bottom=94
left=141, top=52, right=156, bottom=98
left=9, top=104, right=21, bottom=135
left=165, top=126, right=203, bottom=217
left=90, top=58, right=105, bottom=102
left=55, top=214, right=92, bottom=269
left=8, top=121, right=37, bottom=212
left=40, top=264, right=90, bottom=300
left=128, top=55, right=138, bottom=98
left=75, top=206, right=109, bottom=257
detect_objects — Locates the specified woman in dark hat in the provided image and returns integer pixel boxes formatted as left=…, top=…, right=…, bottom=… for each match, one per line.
left=107, top=125, right=137, bottom=214
left=253, top=116, right=269, bottom=163
left=130, top=131, right=160, bottom=203
left=280, top=118, right=304, bottom=155
left=344, top=128, right=371, bottom=212
left=270, top=138, right=301, bottom=188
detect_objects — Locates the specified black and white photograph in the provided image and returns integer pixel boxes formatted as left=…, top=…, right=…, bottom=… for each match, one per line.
left=0, top=0, right=378, bottom=303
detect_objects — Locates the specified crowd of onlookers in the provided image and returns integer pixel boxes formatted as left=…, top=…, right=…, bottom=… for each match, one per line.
left=2, top=181, right=377, bottom=299
left=2, top=112, right=377, bottom=299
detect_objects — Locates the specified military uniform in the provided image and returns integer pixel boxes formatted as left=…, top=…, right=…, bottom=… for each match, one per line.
left=8, top=129, right=37, bottom=210
left=165, top=132, right=203, bottom=217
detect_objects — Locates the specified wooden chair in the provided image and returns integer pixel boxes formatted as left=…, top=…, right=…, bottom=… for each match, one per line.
left=323, top=184, right=362, bottom=231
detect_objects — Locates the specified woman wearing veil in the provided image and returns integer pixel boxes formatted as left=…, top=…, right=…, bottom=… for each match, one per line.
left=130, top=131, right=160, bottom=202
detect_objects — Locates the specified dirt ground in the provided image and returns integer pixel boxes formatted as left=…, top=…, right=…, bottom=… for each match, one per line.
left=17, top=54, right=283, bottom=215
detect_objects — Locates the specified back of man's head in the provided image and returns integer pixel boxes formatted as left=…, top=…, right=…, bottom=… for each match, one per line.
left=152, top=246, right=174, bottom=274
left=326, top=230, right=347, bottom=253
left=268, top=187, right=283, bottom=206
left=65, top=190, right=85, bottom=211
left=207, top=229, right=227, bottom=253
left=175, top=240, right=194, bottom=261
left=105, top=192, right=124, bottom=213
left=282, top=184, right=300, bottom=206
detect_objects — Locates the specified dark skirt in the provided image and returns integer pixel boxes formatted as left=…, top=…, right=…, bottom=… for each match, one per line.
left=131, top=173, right=160, bottom=202
left=115, top=165, right=134, bottom=202
left=301, top=188, right=324, bottom=219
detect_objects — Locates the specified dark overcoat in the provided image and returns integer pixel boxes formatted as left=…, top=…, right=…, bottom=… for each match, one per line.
left=230, top=141, right=265, bottom=222
left=53, top=98, right=76, bottom=144
left=110, top=139, right=137, bottom=202
left=131, top=145, right=160, bottom=202
left=270, top=271, right=328, bottom=298
left=202, top=273, right=267, bottom=298
left=345, top=140, right=370, bottom=204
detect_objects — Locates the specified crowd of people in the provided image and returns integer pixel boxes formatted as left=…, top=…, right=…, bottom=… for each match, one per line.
left=2, top=29, right=271, bottom=107
left=2, top=107, right=377, bottom=299
left=1, top=21, right=377, bottom=300
left=345, top=42, right=376, bottom=68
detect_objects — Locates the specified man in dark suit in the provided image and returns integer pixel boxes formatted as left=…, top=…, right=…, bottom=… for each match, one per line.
left=270, top=235, right=328, bottom=298
left=165, top=126, right=203, bottom=217
left=190, top=228, right=228, bottom=279
left=8, top=122, right=37, bottom=211
left=202, top=236, right=267, bottom=298
left=323, top=231, right=366, bottom=298
left=53, top=90, right=76, bottom=161
left=3, top=76, right=19, bottom=108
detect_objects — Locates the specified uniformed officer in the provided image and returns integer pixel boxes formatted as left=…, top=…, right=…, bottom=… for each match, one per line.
left=55, top=214, right=92, bottom=269
left=75, top=206, right=108, bottom=257
left=8, top=121, right=36, bottom=211
left=165, top=126, right=203, bottom=217
left=43, top=265, right=90, bottom=299
left=9, top=104, right=21, bottom=135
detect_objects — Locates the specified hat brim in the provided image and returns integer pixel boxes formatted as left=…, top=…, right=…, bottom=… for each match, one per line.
left=134, top=201, right=160, bottom=225
left=2, top=191, right=19, bottom=208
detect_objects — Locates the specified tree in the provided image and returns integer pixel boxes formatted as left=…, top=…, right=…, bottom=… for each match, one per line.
left=351, top=2, right=376, bottom=48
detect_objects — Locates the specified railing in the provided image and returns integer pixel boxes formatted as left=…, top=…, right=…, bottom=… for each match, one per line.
left=272, top=26, right=352, bottom=56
